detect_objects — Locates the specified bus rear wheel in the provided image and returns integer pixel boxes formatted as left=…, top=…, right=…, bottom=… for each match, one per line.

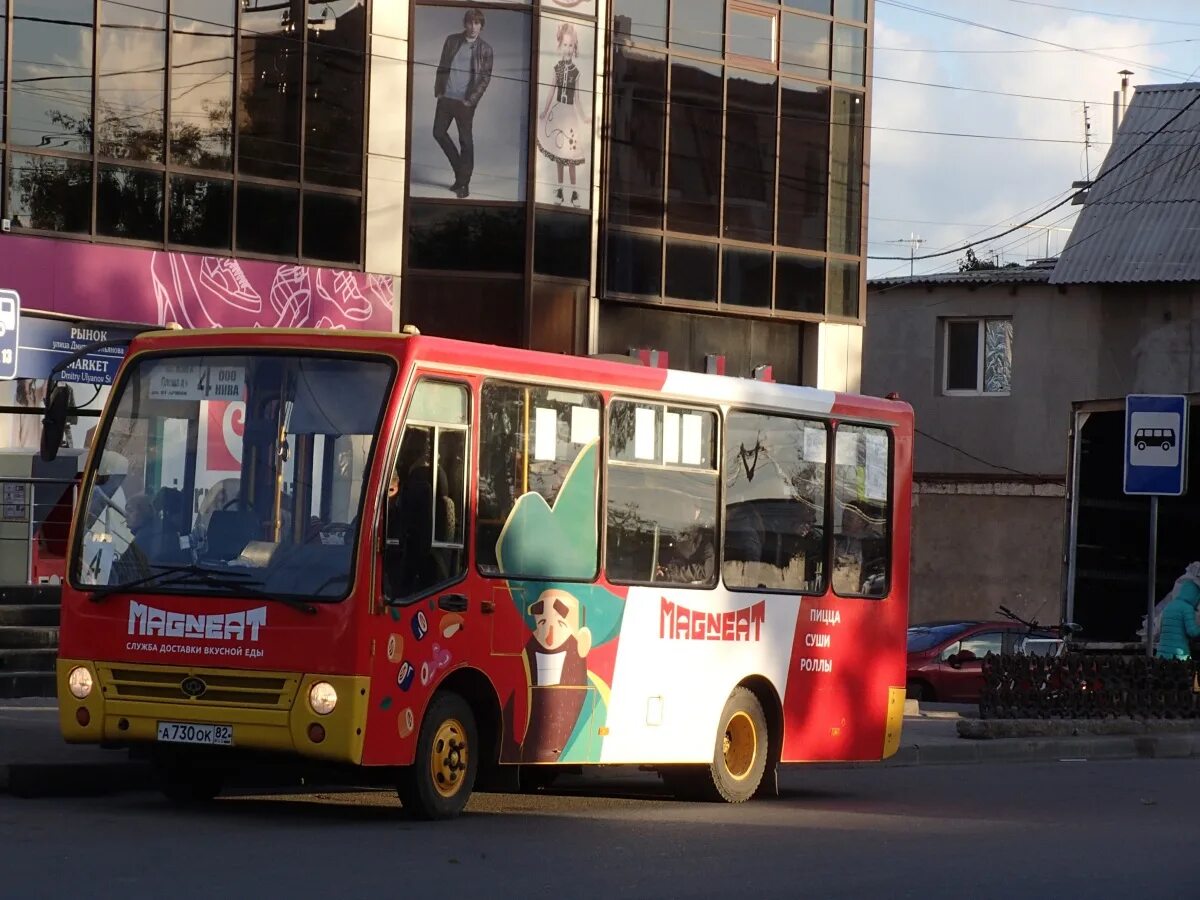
left=666, top=687, right=769, bottom=803
left=397, top=691, right=478, bottom=820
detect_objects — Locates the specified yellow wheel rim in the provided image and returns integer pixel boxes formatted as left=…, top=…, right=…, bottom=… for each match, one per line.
left=722, top=711, right=757, bottom=781
left=429, top=717, right=469, bottom=799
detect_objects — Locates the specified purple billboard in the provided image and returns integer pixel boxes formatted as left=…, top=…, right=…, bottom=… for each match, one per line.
left=0, top=234, right=394, bottom=332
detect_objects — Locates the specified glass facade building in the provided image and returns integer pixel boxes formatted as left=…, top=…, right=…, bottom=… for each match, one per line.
left=0, top=0, right=872, bottom=426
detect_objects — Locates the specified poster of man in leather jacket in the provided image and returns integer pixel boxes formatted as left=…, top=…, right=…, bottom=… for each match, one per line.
left=433, top=8, right=494, bottom=199
left=410, top=6, right=530, bottom=202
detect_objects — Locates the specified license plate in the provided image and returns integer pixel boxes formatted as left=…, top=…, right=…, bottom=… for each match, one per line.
left=156, top=721, right=233, bottom=746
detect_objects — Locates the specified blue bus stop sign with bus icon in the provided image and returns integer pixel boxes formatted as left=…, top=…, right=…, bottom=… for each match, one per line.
left=1124, top=394, right=1188, bottom=496
left=0, top=290, right=19, bottom=380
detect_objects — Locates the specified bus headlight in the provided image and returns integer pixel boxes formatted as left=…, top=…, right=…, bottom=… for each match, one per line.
left=67, top=666, right=94, bottom=700
left=308, top=681, right=338, bottom=716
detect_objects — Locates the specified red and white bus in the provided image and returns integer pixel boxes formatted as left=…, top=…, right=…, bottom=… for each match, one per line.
left=54, top=328, right=912, bottom=818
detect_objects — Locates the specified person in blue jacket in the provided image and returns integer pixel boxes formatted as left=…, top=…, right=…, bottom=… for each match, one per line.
left=1156, top=573, right=1200, bottom=660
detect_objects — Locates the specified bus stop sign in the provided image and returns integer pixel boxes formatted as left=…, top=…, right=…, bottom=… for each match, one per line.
left=0, top=290, right=19, bottom=380
left=1124, top=394, right=1188, bottom=496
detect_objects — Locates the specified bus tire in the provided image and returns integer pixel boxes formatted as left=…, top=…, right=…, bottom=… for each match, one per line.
left=397, top=691, right=478, bottom=820
left=704, top=687, right=769, bottom=803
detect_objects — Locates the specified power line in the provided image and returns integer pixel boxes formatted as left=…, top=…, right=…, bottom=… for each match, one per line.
left=999, top=0, right=1200, bottom=29
left=878, top=0, right=1196, bottom=82
left=868, top=87, right=1200, bottom=262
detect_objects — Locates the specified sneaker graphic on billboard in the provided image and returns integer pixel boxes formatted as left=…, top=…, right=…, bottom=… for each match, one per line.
left=366, top=273, right=394, bottom=311
left=200, top=257, right=262, bottom=312
left=315, top=269, right=371, bottom=321
left=269, top=266, right=312, bottom=328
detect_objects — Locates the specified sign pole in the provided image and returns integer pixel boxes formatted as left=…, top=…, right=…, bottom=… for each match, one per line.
left=1147, top=496, right=1159, bottom=658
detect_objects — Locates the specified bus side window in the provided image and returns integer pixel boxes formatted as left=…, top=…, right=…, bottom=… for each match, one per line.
left=605, top=401, right=719, bottom=588
left=383, top=381, right=470, bottom=604
left=476, top=381, right=602, bottom=581
left=723, top=412, right=828, bottom=593
left=831, top=424, right=891, bottom=598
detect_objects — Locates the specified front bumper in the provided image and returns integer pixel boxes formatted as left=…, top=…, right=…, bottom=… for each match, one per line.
left=57, top=659, right=370, bottom=765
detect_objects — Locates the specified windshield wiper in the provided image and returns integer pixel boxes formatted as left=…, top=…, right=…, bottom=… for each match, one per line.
left=87, top=564, right=317, bottom=615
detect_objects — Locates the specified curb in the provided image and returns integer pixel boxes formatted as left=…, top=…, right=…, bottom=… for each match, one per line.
left=883, top=732, right=1200, bottom=768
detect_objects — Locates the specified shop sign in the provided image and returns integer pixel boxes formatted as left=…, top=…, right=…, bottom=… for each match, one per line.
left=17, top=315, right=140, bottom=386
left=0, top=291, right=20, bottom=380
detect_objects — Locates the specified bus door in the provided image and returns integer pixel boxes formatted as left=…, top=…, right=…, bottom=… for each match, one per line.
left=475, top=380, right=605, bottom=764
left=379, top=377, right=470, bottom=602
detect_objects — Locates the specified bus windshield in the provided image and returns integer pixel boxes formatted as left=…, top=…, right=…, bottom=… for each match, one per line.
left=73, top=352, right=394, bottom=601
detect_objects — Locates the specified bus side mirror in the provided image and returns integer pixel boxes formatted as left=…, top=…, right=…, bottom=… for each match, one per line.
left=40, top=384, right=71, bottom=462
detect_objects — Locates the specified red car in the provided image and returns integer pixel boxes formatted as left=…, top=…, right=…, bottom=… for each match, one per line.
left=905, top=621, right=1060, bottom=703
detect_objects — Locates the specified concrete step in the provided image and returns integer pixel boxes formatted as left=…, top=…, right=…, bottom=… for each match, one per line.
left=0, top=648, right=57, bottom=672
left=0, top=606, right=59, bottom=628
left=0, top=586, right=62, bottom=606
left=0, top=671, right=55, bottom=699
left=0, top=626, right=59, bottom=650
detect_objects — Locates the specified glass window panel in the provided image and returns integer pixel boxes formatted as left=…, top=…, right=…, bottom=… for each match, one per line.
left=729, top=9, right=776, bottom=62
left=669, top=0, right=724, bottom=55
left=606, top=401, right=719, bottom=587
left=0, top=10, right=7, bottom=140
left=608, top=49, right=666, bottom=229
left=171, top=0, right=235, bottom=171
left=786, top=0, right=832, bottom=13
left=238, top=0, right=302, bottom=180
left=778, top=80, right=829, bottom=251
left=984, top=319, right=1014, bottom=393
left=11, top=0, right=94, bottom=152
left=169, top=175, right=232, bottom=249
left=667, top=60, right=723, bottom=237
left=833, top=24, right=866, bottom=86
left=827, top=259, right=859, bottom=318
left=782, top=14, right=830, bottom=80
left=303, top=192, right=361, bottom=264
left=305, top=2, right=367, bottom=188
left=832, top=424, right=891, bottom=598
left=535, top=210, right=591, bottom=280
left=724, top=70, right=777, bottom=244
left=477, top=382, right=602, bottom=578
left=97, top=165, right=164, bottom=242
left=835, top=0, right=868, bottom=22
left=613, top=0, right=668, bottom=48
left=829, top=89, right=864, bottom=255
left=98, top=0, right=166, bottom=163
left=7, top=153, right=92, bottom=233
left=665, top=240, right=717, bottom=303
left=722, top=247, right=771, bottom=308
left=775, top=254, right=825, bottom=314
left=407, top=202, right=525, bottom=273
left=945, top=321, right=980, bottom=391
left=606, top=230, right=661, bottom=297
left=236, top=182, right=299, bottom=257
left=724, top=412, right=828, bottom=592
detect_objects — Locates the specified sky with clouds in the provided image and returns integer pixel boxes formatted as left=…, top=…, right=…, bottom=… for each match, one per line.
left=868, top=0, right=1200, bottom=279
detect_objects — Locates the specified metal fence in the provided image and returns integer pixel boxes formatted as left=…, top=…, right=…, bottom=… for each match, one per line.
left=0, top=476, right=79, bottom=587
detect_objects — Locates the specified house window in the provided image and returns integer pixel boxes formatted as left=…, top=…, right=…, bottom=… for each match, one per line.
left=944, top=318, right=1013, bottom=394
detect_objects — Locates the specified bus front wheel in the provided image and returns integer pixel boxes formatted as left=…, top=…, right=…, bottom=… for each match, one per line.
left=397, top=691, right=478, bottom=820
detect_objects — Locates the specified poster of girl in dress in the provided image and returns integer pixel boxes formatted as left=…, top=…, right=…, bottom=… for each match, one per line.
left=534, top=16, right=595, bottom=209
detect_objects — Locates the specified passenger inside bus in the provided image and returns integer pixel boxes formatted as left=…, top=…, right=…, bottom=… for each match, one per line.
left=655, top=497, right=716, bottom=585
left=385, top=428, right=455, bottom=599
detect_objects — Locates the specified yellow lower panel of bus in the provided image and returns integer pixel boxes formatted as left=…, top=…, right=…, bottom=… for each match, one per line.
left=883, top=685, right=906, bottom=759
left=57, top=659, right=370, bottom=765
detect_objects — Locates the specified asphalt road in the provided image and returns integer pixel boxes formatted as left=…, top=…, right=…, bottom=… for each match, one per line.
left=1, top=760, right=1193, bottom=899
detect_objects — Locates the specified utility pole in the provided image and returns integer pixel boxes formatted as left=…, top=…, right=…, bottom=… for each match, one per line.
left=887, top=234, right=925, bottom=276
left=1083, top=102, right=1093, bottom=175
